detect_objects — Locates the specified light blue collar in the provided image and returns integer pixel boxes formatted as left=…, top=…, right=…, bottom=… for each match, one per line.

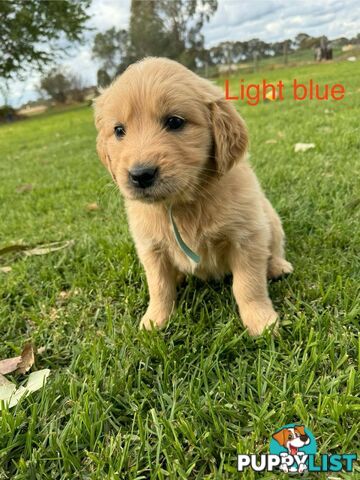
left=168, top=207, right=200, bottom=264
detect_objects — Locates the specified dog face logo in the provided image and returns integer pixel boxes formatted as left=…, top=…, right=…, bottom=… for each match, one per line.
left=273, top=425, right=310, bottom=455
left=270, top=424, right=316, bottom=473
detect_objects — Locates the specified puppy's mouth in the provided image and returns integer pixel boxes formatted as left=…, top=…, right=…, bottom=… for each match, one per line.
left=127, top=179, right=179, bottom=203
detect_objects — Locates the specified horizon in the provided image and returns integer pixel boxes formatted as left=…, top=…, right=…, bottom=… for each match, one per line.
left=2, top=0, right=360, bottom=108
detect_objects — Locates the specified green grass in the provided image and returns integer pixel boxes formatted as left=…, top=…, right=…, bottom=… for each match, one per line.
left=0, top=60, right=359, bottom=479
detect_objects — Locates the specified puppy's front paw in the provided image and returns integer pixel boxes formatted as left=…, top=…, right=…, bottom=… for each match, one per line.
left=268, top=257, right=293, bottom=279
left=240, top=302, right=279, bottom=336
left=139, top=309, right=170, bottom=331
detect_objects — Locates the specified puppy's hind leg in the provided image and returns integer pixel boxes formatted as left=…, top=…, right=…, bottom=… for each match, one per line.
left=264, top=198, right=293, bottom=279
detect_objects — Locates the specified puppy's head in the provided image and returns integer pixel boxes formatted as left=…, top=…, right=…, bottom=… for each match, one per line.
left=94, top=57, right=248, bottom=203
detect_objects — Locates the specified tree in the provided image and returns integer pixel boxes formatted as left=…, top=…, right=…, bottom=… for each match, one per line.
left=39, top=67, right=85, bottom=103
left=155, top=0, right=218, bottom=69
left=295, top=33, right=311, bottom=49
left=127, top=1, right=167, bottom=61
left=295, top=33, right=320, bottom=50
left=0, top=0, right=91, bottom=80
left=126, top=0, right=218, bottom=69
left=92, top=28, right=129, bottom=76
left=92, top=0, right=217, bottom=81
left=97, top=69, right=112, bottom=89
left=209, top=41, right=246, bottom=67
left=40, top=69, right=72, bottom=103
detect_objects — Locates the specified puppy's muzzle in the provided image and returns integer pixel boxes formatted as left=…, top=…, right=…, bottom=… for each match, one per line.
left=129, top=165, right=158, bottom=189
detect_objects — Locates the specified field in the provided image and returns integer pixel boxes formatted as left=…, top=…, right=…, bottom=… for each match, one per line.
left=0, top=60, right=359, bottom=479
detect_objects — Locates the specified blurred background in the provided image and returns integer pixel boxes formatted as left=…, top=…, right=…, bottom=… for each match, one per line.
left=1, top=0, right=359, bottom=121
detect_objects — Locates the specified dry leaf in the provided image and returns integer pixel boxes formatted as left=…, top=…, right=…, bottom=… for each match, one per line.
left=86, top=202, right=99, bottom=211
left=0, top=240, right=73, bottom=258
left=0, top=244, right=28, bottom=256
left=26, top=369, right=50, bottom=392
left=24, top=240, right=74, bottom=256
left=0, top=382, right=16, bottom=405
left=37, top=347, right=46, bottom=355
left=0, top=266, right=12, bottom=273
left=16, top=183, right=33, bottom=193
left=294, top=143, right=315, bottom=153
left=0, top=355, right=21, bottom=375
left=265, top=139, right=277, bottom=144
left=0, top=374, right=13, bottom=387
left=7, top=386, right=27, bottom=408
left=0, top=369, right=50, bottom=410
left=16, top=343, right=35, bottom=374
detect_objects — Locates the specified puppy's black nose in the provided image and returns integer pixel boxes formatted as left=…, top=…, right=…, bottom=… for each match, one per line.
left=300, top=435, right=308, bottom=442
left=129, top=165, right=158, bottom=189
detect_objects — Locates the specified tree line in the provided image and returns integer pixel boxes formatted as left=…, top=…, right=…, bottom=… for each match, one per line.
left=1, top=0, right=359, bottom=108
left=93, top=22, right=360, bottom=87
left=93, top=0, right=218, bottom=87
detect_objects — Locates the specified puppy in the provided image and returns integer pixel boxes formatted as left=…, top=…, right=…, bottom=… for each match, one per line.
left=94, top=57, right=293, bottom=335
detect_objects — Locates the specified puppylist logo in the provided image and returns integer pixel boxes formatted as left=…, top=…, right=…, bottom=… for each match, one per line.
left=237, top=423, right=357, bottom=474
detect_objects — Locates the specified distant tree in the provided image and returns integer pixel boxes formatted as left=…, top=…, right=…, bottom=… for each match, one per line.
left=39, top=67, right=86, bottom=103
left=127, top=1, right=167, bottom=60
left=331, top=37, right=350, bottom=47
left=295, top=33, right=311, bottom=49
left=209, top=41, right=242, bottom=66
left=97, top=69, right=112, bottom=89
left=0, top=0, right=91, bottom=80
left=92, top=27, right=129, bottom=78
left=126, top=0, right=217, bottom=69
left=40, top=69, right=71, bottom=103
left=157, top=0, right=218, bottom=69
left=246, top=38, right=271, bottom=58
left=92, top=0, right=217, bottom=78
left=69, top=74, right=86, bottom=102
left=295, top=33, right=320, bottom=50
left=268, top=39, right=293, bottom=63
left=270, top=39, right=293, bottom=56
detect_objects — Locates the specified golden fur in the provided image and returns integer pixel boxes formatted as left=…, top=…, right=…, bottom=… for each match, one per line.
left=94, top=57, right=293, bottom=335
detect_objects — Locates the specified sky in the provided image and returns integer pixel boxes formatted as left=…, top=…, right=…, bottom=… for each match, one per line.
left=4, top=0, right=360, bottom=107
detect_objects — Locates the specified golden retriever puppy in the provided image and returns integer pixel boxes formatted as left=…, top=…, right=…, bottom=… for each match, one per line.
left=94, top=57, right=293, bottom=335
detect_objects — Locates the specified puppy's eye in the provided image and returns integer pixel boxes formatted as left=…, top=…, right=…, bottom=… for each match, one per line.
left=114, top=124, right=126, bottom=139
left=165, top=116, right=185, bottom=131
left=288, top=434, right=293, bottom=440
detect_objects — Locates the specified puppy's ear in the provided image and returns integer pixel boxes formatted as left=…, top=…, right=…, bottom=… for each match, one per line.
left=210, top=99, right=248, bottom=174
left=93, top=92, right=110, bottom=169
left=272, top=429, right=287, bottom=446
left=295, top=425, right=306, bottom=436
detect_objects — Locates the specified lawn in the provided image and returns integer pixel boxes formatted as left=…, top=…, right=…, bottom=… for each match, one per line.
left=0, top=60, right=359, bottom=479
